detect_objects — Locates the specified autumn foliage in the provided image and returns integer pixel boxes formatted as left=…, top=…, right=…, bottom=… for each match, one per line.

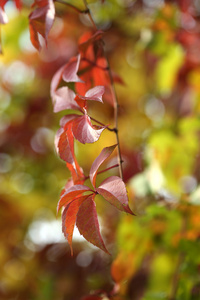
left=1, top=0, right=200, bottom=299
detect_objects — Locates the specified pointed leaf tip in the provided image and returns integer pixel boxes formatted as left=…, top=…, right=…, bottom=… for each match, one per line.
left=76, top=196, right=110, bottom=254
left=90, top=144, right=117, bottom=188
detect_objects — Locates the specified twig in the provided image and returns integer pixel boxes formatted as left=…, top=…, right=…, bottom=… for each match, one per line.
left=90, top=116, right=116, bottom=132
left=84, top=164, right=120, bottom=180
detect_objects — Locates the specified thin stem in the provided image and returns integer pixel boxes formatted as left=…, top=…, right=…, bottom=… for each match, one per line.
left=105, top=56, right=124, bottom=180
left=97, top=163, right=120, bottom=175
left=84, top=164, right=120, bottom=180
left=82, top=57, right=109, bottom=71
left=81, top=0, right=124, bottom=180
left=55, top=0, right=89, bottom=14
left=90, top=116, right=116, bottom=132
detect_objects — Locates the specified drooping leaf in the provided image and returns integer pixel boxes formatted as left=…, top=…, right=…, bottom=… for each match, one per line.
left=62, top=195, right=89, bottom=255
left=52, top=87, right=80, bottom=113
left=76, top=195, right=109, bottom=253
left=84, top=86, right=105, bottom=102
left=90, top=145, right=117, bottom=188
left=29, top=0, right=55, bottom=50
left=51, top=65, right=66, bottom=95
left=97, top=176, right=133, bottom=214
left=74, top=85, right=105, bottom=110
left=51, top=55, right=83, bottom=94
left=57, top=184, right=92, bottom=213
left=78, top=30, right=104, bottom=54
left=72, top=114, right=106, bottom=144
left=62, top=54, right=83, bottom=83
left=55, top=126, right=74, bottom=164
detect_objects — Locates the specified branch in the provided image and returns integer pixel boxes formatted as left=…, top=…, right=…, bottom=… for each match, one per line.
left=81, top=0, right=124, bottom=180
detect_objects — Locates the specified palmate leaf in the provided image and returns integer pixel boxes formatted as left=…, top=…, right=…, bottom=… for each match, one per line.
left=76, top=195, right=109, bottom=254
left=58, top=145, right=133, bottom=253
left=29, top=0, right=55, bottom=50
left=97, top=176, right=134, bottom=214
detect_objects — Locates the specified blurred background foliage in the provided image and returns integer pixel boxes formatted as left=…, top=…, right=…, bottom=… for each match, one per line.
left=1, top=0, right=200, bottom=299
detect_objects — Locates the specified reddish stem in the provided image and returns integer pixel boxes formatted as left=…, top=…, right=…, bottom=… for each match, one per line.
left=84, top=163, right=120, bottom=181
left=97, top=163, right=120, bottom=175
left=90, top=116, right=116, bottom=132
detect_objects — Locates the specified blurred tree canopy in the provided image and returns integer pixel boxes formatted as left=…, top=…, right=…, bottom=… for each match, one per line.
left=1, top=0, right=200, bottom=299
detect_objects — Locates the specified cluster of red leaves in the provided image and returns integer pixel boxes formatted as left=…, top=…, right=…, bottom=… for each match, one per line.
left=0, top=0, right=55, bottom=50
left=24, top=0, right=133, bottom=253
left=1, top=0, right=133, bottom=254
left=50, top=32, right=133, bottom=253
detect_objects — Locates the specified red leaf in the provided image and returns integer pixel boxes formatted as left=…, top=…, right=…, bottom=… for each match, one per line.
left=51, top=55, right=83, bottom=98
left=90, top=145, right=117, bottom=188
left=55, top=126, right=74, bottom=164
left=57, top=184, right=92, bottom=214
left=76, top=195, right=109, bottom=253
left=72, top=114, right=105, bottom=144
left=52, top=87, right=81, bottom=113
left=84, top=86, right=105, bottom=102
left=14, top=0, right=22, bottom=10
left=74, top=85, right=105, bottom=110
left=62, top=54, right=83, bottom=83
left=29, top=0, right=55, bottom=50
left=62, top=195, right=89, bottom=255
left=51, top=65, right=66, bottom=95
left=66, top=162, right=85, bottom=185
left=60, top=114, right=78, bottom=127
left=0, top=1, right=8, bottom=8
left=78, top=30, right=104, bottom=53
left=97, top=176, right=133, bottom=214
